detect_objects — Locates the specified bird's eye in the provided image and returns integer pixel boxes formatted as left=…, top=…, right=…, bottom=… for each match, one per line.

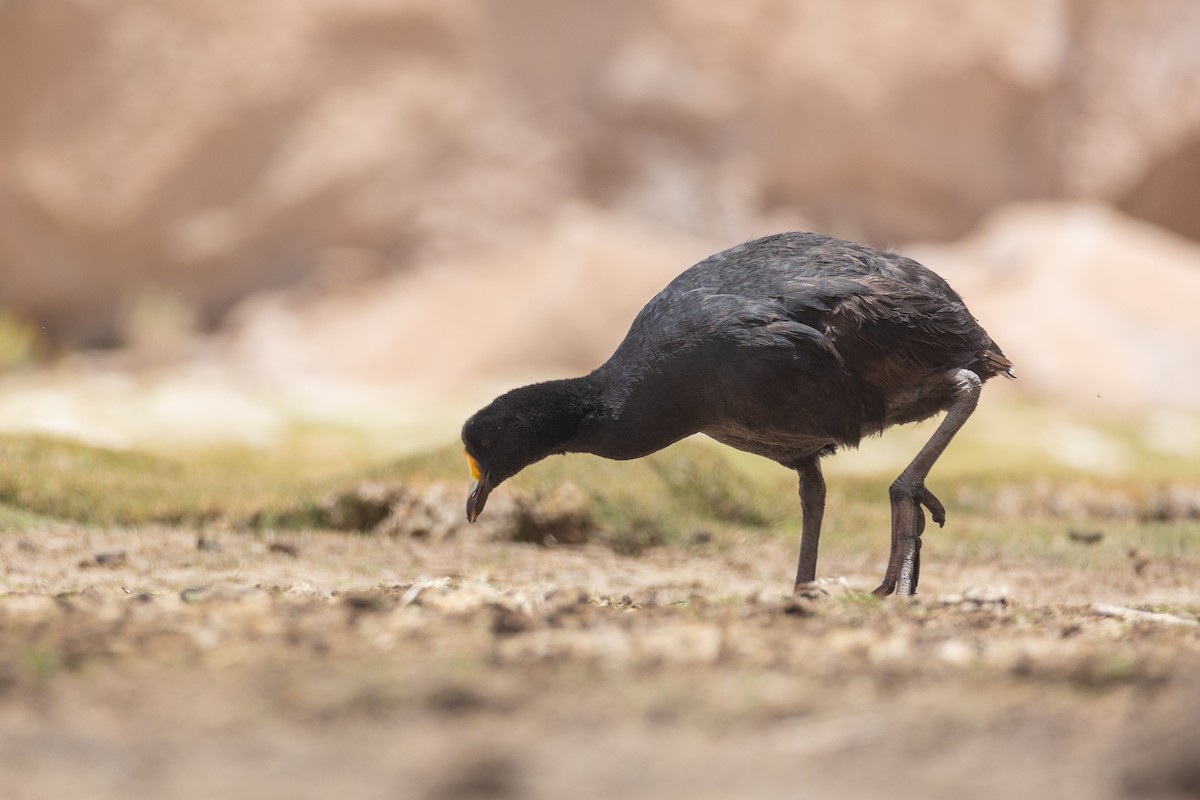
left=480, top=437, right=493, bottom=450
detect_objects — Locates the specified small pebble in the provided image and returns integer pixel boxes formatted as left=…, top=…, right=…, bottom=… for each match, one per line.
left=1068, top=529, right=1103, bottom=545
left=79, top=551, right=128, bottom=569
left=268, top=542, right=300, bottom=558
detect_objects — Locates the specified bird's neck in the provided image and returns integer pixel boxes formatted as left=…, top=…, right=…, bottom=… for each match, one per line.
left=567, top=366, right=702, bottom=460
left=507, top=369, right=702, bottom=463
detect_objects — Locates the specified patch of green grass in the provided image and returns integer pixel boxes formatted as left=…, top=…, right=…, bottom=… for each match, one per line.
left=0, top=431, right=790, bottom=543
left=0, top=502, right=55, bottom=531
left=1, top=412, right=1197, bottom=570
left=0, top=434, right=352, bottom=529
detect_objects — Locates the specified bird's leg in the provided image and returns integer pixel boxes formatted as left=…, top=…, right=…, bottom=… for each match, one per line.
left=793, top=455, right=826, bottom=593
left=873, top=369, right=981, bottom=597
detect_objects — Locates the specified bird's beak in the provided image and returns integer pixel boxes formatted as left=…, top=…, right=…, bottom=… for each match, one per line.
left=465, top=451, right=492, bottom=523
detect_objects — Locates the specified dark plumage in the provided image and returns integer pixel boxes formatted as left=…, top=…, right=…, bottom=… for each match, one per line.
left=462, top=232, right=1012, bottom=596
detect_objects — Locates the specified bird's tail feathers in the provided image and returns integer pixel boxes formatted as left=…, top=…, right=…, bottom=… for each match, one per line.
left=982, top=349, right=1016, bottom=379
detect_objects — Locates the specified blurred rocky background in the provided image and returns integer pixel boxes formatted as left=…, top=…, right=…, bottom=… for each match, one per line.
left=2, top=0, right=1200, bottom=447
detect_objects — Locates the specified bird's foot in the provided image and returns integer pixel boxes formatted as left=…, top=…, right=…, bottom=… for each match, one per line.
left=883, top=482, right=945, bottom=597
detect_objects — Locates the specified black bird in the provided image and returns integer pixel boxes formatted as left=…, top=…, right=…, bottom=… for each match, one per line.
left=462, top=232, right=1012, bottom=596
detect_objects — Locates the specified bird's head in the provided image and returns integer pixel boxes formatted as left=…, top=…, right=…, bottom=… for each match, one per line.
left=460, top=394, right=542, bottom=523
left=461, top=380, right=593, bottom=523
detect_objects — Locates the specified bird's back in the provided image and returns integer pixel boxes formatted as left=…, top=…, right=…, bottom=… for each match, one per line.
left=596, top=232, right=1009, bottom=465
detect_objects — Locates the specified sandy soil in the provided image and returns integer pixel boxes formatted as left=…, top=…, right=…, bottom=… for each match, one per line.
left=2, top=522, right=1199, bottom=800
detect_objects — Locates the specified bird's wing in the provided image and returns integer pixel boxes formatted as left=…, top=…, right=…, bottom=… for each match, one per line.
left=774, top=275, right=873, bottom=316
left=825, top=272, right=1011, bottom=384
left=697, top=277, right=871, bottom=368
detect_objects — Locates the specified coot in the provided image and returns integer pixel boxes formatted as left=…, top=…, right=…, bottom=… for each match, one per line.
left=462, top=232, right=1011, bottom=596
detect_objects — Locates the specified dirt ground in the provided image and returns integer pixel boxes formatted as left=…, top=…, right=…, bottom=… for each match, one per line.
left=2, top=517, right=1199, bottom=800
